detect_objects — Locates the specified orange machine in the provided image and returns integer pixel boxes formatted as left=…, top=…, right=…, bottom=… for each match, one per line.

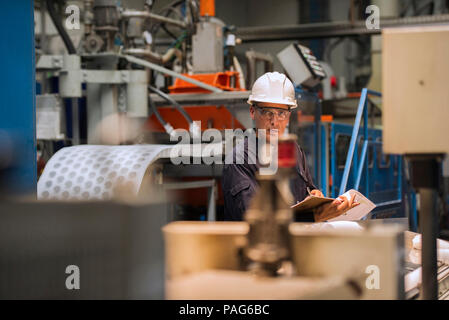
left=146, top=71, right=246, bottom=132
left=200, top=0, right=215, bottom=17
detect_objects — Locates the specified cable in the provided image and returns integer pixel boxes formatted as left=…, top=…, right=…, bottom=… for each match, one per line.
left=415, top=1, right=435, bottom=16
left=151, top=3, right=185, bottom=35
left=46, top=0, right=76, bottom=54
left=149, top=94, right=178, bottom=136
left=149, top=95, right=167, bottom=126
left=170, top=31, right=187, bottom=49
left=158, top=0, right=185, bottom=13
left=188, top=0, right=200, bottom=24
left=161, top=24, right=179, bottom=40
left=148, top=85, right=193, bottom=124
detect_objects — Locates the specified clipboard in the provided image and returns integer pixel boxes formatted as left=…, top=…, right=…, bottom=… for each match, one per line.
left=291, top=195, right=334, bottom=213
left=290, top=189, right=376, bottom=221
left=327, top=189, right=376, bottom=221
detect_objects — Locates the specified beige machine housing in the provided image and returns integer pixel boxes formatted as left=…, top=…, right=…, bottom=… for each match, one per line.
left=382, top=25, right=449, bottom=154
left=163, top=221, right=404, bottom=300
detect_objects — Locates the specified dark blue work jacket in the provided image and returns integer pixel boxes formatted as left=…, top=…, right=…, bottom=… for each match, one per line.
left=222, top=136, right=317, bottom=222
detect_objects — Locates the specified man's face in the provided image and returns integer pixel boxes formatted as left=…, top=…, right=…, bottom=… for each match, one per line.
left=249, top=102, right=291, bottom=141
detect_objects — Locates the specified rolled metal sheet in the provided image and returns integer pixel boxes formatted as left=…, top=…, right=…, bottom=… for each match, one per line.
left=37, top=144, right=172, bottom=200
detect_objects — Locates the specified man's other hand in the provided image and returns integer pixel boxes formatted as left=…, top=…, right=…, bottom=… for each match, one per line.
left=309, top=189, right=324, bottom=197
left=313, top=193, right=359, bottom=222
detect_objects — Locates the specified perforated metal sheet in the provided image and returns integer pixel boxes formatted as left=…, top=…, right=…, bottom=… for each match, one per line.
left=37, top=144, right=172, bottom=200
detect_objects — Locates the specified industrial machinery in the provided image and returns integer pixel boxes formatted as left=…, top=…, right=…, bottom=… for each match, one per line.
left=35, top=0, right=258, bottom=140
left=277, top=43, right=326, bottom=89
left=35, top=0, right=263, bottom=220
left=2, top=0, right=449, bottom=301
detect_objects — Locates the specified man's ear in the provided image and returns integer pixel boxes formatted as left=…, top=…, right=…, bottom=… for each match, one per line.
left=249, top=105, right=255, bottom=120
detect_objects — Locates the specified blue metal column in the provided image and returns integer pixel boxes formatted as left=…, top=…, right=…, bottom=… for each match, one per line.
left=0, top=1, right=37, bottom=194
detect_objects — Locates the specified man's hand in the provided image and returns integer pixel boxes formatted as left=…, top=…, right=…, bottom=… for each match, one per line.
left=313, top=193, right=359, bottom=222
left=309, top=189, right=324, bottom=197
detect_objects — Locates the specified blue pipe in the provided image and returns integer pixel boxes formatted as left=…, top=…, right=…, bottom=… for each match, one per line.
left=364, top=93, right=369, bottom=195
left=339, top=88, right=368, bottom=195
left=339, top=88, right=382, bottom=195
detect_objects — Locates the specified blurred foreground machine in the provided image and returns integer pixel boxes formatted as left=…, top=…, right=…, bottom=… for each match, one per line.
left=163, top=136, right=406, bottom=299
left=0, top=199, right=169, bottom=299
left=163, top=208, right=449, bottom=300
left=163, top=136, right=449, bottom=299
left=164, top=222, right=405, bottom=299
left=0, top=128, right=172, bottom=299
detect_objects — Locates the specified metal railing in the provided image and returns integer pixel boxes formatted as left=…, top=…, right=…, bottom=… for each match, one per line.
left=339, top=88, right=382, bottom=196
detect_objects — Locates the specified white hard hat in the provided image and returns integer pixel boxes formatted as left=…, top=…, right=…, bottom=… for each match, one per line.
left=247, top=72, right=297, bottom=109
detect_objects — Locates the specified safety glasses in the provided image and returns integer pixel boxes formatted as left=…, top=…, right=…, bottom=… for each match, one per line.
left=253, top=105, right=291, bottom=120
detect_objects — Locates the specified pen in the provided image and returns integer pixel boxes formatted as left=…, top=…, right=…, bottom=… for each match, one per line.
left=307, top=187, right=312, bottom=196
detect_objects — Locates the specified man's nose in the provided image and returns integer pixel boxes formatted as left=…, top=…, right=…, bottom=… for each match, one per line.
left=271, top=112, right=284, bottom=121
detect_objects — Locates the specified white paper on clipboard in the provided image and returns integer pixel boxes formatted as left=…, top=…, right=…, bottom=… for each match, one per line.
left=327, top=189, right=376, bottom=222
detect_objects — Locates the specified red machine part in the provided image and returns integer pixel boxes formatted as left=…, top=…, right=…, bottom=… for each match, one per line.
left=146, top=71, right=247, bottom=132
left=278, top=139, right=297, bottom=169
left=165, top=176, right=224, bottom=207
left=330, top=75, right=337, bottom=87
left=146, top=106, right=246, bottom=131
left=168, top=71, right=244, bottom=94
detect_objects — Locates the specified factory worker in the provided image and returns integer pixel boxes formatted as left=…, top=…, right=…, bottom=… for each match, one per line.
left=222, top=72, right=358, bottom=222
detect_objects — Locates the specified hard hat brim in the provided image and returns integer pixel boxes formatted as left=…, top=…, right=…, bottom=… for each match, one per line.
left=247, top=97, right=297, bottom=109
